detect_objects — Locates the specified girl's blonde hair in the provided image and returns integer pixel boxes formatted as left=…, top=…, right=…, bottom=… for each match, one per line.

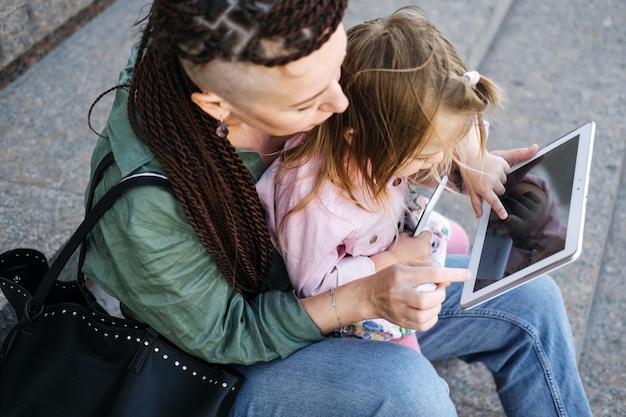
left=278, top=6, right=501, bottom=226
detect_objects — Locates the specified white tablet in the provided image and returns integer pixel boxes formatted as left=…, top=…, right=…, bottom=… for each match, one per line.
left=460, top=122, right=596, bottom=309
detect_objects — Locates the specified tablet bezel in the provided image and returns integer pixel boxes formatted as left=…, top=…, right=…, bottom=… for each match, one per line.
left=460, top=121, right=595, bottom=309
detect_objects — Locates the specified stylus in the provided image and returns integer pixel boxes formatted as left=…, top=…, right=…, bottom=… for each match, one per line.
left=412, top=175, right=448, bottom=237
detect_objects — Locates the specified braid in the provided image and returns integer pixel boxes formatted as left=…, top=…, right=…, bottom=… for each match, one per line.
left=129, top=47, right=273, bottom=298
left=255, top=0, right=348, bottom=66
left=152, top=0, right=348, bottom=66
left=125, top=0, right=348, bottom=297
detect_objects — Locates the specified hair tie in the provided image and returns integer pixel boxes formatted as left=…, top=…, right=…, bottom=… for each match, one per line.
left=463, top=71, right=480, bottom=87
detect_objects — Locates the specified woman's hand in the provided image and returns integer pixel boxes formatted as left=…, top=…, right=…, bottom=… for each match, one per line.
left=301, top=232, right=470, bottom=334
left=362, top=260, right=469, bottom=331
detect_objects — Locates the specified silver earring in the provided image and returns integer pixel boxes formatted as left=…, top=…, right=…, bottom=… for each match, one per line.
left=216, top=119, right=229, bottom=138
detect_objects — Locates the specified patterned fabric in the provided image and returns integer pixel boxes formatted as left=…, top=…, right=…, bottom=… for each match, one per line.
left=345, top=183, right=453, bottom=342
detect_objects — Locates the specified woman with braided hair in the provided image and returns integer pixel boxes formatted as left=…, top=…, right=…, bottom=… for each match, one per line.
left=83, top=1, right=592, bottom=416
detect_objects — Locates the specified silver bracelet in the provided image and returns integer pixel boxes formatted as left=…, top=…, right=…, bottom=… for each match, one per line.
left=329, top=287, right=347, bottom=337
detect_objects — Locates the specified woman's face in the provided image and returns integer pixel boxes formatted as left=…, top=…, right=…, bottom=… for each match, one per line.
left=205, top=25, right=349, bottom=137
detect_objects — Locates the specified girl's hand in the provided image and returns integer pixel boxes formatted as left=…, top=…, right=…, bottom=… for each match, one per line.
left=391, top=231, right=431, bottom=263
left=460, top=140, right=539, bottom=219
left=483, top=145, right=540, bottom=218
left=370, top=231, right=431, bottom=271
left=462, top=152, right=510, bottom=219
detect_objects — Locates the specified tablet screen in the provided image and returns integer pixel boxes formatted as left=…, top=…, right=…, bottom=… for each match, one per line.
left=462, top=122, right=595, bottom=309
left=472, top=135, right=578, bottom=291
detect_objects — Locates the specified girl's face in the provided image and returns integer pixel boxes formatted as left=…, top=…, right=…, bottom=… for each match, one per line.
left=395, top=148, right=445, bottom=177
left=395, top=111, right=471, bottom=177
left=206, top=25, right=349, bottom=137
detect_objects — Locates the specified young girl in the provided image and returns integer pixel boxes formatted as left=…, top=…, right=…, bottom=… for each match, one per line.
left=256, top=7, right=504, bottom=351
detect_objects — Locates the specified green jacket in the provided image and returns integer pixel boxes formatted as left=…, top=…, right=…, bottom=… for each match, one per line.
left=82, top=46, right=324, bottom=365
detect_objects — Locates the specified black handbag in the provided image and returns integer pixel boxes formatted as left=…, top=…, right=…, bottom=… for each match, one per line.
left=0, top=158, right=243, bottom=417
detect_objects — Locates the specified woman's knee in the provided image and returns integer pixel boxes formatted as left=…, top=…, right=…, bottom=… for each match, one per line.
left=368, top=344, right=457, bottom=415
left=232, top=339, right=457, bottom=416
left=506, top=276, right=569, bottom=324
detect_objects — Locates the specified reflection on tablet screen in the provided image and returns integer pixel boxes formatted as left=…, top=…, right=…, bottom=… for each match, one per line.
left=473, top=135, right=578, bottom=291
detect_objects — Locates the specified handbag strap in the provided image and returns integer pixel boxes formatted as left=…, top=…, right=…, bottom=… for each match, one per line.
left=75, top=151, right=115, bottom=285
left=85, top=151, right=115, bottom=213
left=29, top=155, right=171, bottom=316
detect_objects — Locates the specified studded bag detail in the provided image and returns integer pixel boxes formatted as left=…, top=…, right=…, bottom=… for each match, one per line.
left=0, top=155, right=242, bottom=417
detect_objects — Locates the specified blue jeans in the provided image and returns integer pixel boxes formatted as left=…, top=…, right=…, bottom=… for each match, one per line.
left=230, top=256, right=591, bottom=416
left=419, top=255, right=592, bottom=417
left=231, top=338, right=456, bottom=416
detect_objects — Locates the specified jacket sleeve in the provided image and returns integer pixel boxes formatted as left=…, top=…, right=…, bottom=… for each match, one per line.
left=83, top=169, right=324, bottom=366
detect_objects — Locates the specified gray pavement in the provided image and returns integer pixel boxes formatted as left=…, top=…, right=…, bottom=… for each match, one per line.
left=1, top=1, right=625, bottom=415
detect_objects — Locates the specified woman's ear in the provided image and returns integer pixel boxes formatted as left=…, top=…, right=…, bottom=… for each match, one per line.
left=190, top=91, right=231, bottom=121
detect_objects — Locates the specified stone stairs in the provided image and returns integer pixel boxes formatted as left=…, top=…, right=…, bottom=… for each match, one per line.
left=1, top=1, right=624, bottom=415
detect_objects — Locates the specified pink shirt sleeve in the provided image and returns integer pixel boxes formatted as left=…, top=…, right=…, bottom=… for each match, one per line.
left=278, top=194, right=376, bottom=297
left=256, top=149, right=377, bottom=298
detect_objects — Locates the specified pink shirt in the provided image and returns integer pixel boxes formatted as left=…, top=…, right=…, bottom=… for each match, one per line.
left=256, top=136, right=406, bottom=298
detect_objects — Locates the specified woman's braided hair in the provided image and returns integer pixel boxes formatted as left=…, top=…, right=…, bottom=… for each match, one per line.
left=127, top=0, right=348, bottom=298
